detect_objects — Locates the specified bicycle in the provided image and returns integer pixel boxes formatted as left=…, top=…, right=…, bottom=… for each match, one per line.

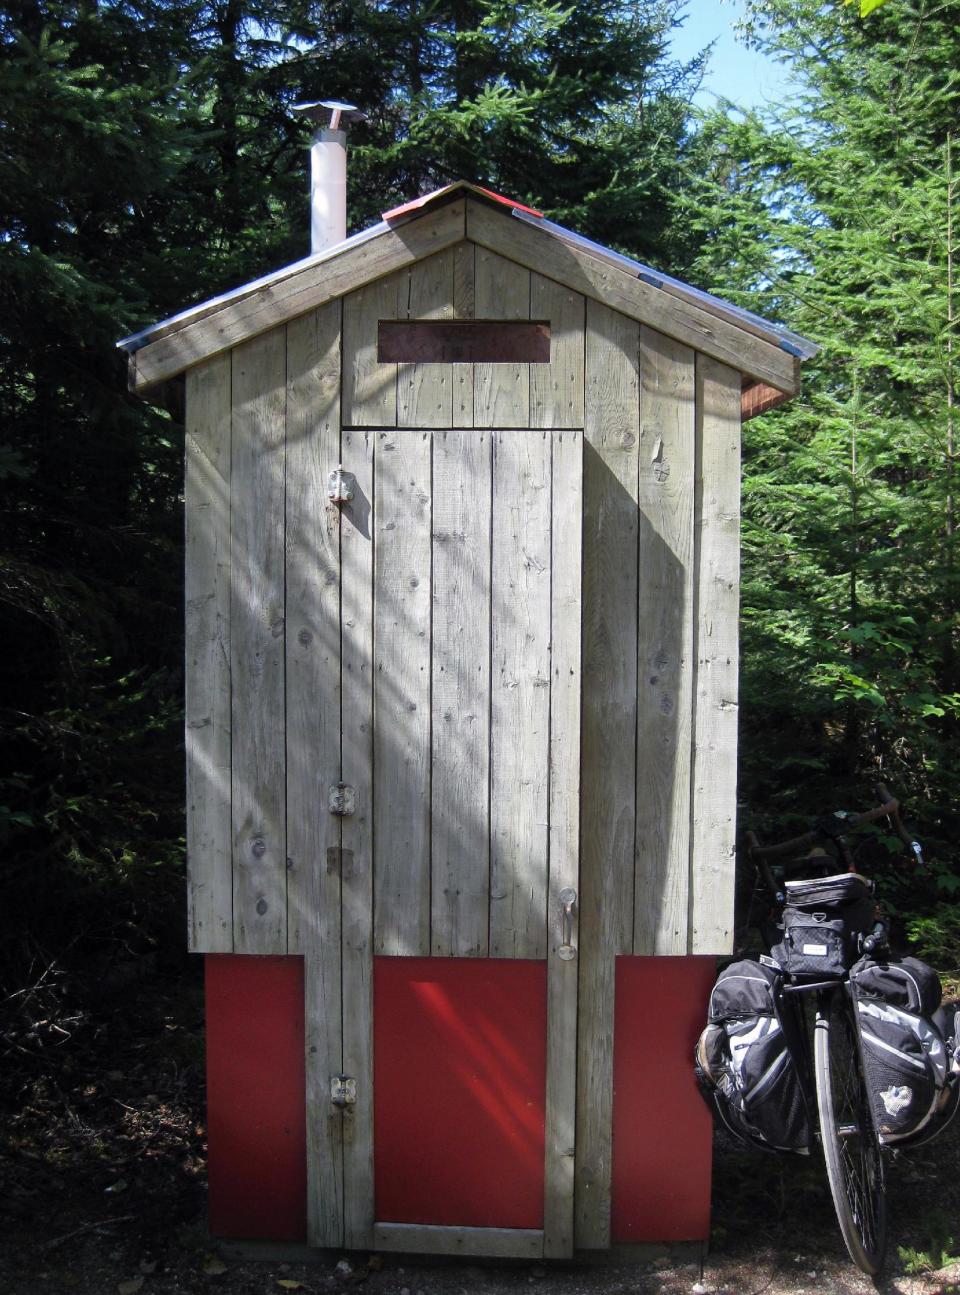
left=743, top=787, right=923, bottom=1276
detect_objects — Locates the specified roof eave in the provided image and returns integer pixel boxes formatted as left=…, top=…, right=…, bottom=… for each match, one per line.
left=119, top=180, right=817, bottom=400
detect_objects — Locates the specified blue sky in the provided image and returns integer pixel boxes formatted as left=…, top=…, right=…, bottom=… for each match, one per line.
left=670, top=0, right=794, bottom=111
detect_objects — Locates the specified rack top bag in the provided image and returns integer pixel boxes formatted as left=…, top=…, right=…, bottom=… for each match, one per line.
left=784, top=871, right=875, bottom=920
left=772, top=872, right=876, bottom=979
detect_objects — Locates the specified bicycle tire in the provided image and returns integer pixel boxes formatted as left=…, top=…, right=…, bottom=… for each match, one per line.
left=814, top=988, right=887, bottom=1275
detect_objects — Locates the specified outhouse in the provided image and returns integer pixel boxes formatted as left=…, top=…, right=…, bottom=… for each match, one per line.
left=120, top=157, right=815, bottom=1258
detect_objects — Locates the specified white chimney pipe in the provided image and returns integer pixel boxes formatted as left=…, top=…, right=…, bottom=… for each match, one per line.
left=311, top=128, right=347, bottom=253
left=292, top=100, right=366, bottom=256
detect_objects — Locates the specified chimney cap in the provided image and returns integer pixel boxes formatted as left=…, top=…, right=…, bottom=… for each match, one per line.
left=292, top=100, right=366, bottom=130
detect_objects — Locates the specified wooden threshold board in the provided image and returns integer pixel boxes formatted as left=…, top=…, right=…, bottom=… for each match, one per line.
left=372, top=1224, right=544, bottom=1258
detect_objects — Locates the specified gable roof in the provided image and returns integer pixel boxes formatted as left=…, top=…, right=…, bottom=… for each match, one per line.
left=118, top=180, right=817, bottom=415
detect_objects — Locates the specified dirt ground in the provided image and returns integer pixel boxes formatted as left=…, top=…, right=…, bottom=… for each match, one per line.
left=1, top=966, right=958, bottom=1295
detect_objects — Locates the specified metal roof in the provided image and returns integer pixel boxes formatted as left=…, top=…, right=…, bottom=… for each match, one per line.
left=118, top=180, right=817, bottom=364
left=118, top=218, right=393, bottom=355
left=509, top=209, right=818, bottom=361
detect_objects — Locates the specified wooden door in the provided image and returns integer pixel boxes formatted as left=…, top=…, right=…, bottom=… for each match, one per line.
left=336, top=425, right=582, bottom=1258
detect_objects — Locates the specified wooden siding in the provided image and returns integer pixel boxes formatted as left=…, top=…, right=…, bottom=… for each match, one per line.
left=183, top=247, right=741, bottom=963
left=284, top=303, right=344, bottom=1248
left=230, top=329, right=287, bottom=955
left=182, top=244, right=742, bottom=1256
left=576, top=299, right=640, bottom=1250
left=341, top=246, right=586, bottom=431
left=691, top=356, right=742, bottom=953
left=185, top=355, right=233, bottom=953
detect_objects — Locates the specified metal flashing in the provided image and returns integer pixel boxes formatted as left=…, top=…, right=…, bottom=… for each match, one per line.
left=117, top=219, right=391, bottom=354
left=382, top=181, right=542, bottom=223
left=508, top=207, right=819, bottom=362
left=117, top=178, right=817, bottom=375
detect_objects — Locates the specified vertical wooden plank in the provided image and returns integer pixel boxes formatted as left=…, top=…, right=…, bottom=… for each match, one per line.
left=185, top=355, right=233, bottom=953
left=285, top=304, right=344, bottom=1247
left=431, top=430, right=491, bottom=957
left=340, top=429, right=375, bottom=1247
left=474, top=248, right=530, bottom=427
left=691, top=356, right=741, bottom=955
left=575, top=300, right=639, bottom=1250
left=398, top=251, right=454, bottom=428
left=342, top=272, right=400, bottom=426
left=231, top=328, right=287, bottom=954
left=634, top=327, right=696, bottom=956
left=453, top=241, right=475, bottom=428
left=489, top=429, right=552, bottom=959
left=543, top=429, right=582, bottom=1259
left=374, top=430, right=432, bottom=956
left=530, top=275, right=585, bottom=429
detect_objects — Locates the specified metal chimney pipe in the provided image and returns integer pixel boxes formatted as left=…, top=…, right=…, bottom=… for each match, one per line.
left=292, top=100, right=367, bottom=255
left=311, top=126, right=347, bottom=253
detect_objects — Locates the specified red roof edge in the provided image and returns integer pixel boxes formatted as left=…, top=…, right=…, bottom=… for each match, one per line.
left=382, top=181, right=543, bottom=223
left=472, top=186, right=543, bottom=218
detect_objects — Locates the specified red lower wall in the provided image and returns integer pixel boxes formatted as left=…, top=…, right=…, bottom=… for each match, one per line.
left=205, top=955, right=307, bottom=1241
left=203, top=952, right=715, bottom=1247
left=610, top=955, right=716, bottom=1243
left=373, top=956, right=547, bottom=1229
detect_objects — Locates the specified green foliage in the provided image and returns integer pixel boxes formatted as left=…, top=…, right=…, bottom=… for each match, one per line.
left=680, top=1, right=960, bottom=884
left=845, top=0, right=893, bottom=15
left=0, top=0, right=705, bottom=985
left=315, top=0, right=704, bottom=264
left=897, top=1209, right=960, bottom=1274
left=908, top=906, right=960, bottom=975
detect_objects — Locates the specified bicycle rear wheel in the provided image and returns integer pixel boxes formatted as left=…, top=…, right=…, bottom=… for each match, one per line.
left=814, top=987, right=887, bottom=1275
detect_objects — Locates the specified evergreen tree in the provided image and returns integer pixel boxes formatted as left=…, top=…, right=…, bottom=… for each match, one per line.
left=681, top=1, right=960, bottom=868
left=310, top=0, right=704, bottom=264
left=0, top=0, right=706, bottom=978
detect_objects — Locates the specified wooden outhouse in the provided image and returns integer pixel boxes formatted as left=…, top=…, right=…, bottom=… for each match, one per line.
left=120, top=181, right=815, bottom=1258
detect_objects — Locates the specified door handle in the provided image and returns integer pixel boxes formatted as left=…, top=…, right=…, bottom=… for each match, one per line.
left=558, top=886, right=577, bottom=960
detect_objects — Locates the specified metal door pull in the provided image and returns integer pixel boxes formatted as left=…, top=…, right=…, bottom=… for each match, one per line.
left=558, top=886, right=577, bottom=960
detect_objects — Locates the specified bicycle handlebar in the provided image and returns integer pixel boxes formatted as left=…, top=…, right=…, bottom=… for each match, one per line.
left=875, top=783, right=924, bottom=864
left=748, top=795, right=901, bottom=863
left=861, top=920, right=889, bottom=955
left=748, top=786, right=922, bottom=871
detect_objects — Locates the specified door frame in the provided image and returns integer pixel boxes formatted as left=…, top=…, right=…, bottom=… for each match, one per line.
left=306, top=426, right=582, bottom=1258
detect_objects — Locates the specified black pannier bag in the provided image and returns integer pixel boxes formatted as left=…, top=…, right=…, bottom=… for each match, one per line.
left=851, top=954, right=959, bottom=1147
left=771, top=872, right=876, bottom=978
left=695, top=958, right=811, bottom=1154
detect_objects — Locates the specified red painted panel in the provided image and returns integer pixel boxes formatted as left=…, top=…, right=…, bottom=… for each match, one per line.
left=611, top=956, right=715, bottom=1243
left=205, top=955, right=307, bottom=1241
left=374, top=958, right=547, bottom=1229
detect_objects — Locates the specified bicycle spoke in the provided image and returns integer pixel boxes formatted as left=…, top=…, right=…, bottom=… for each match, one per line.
left=815, top=990, right=887, bottom=1275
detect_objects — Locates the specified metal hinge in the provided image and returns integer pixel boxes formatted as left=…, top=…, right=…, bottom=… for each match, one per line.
left=327, top=465, right=355, bottom=504
left=329, top=783, right=356, bottom=817
left=330, top=1075, right=357, bottom=1108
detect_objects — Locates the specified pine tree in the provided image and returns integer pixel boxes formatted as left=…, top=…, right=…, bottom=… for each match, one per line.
left=680, top=0, right=960, bottom=858
left=0, top=0, right=708, bottom=973
left=290, top=0, right=704, bottom=264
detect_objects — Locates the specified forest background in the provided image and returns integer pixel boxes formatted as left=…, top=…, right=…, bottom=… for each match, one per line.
left=1, top=0, right=958, bottom=1000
